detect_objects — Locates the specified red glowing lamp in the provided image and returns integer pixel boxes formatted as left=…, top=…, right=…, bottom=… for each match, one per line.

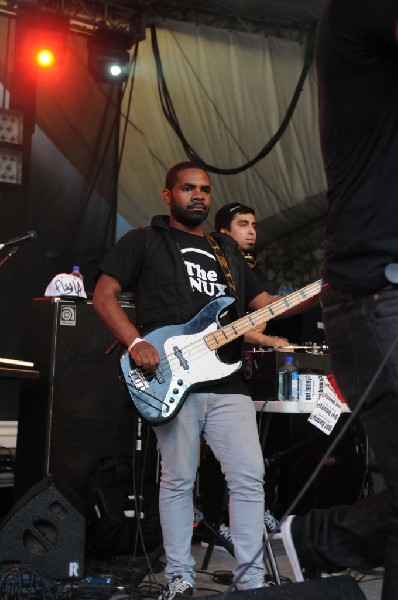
left=35, top=48, right=57, bottom=69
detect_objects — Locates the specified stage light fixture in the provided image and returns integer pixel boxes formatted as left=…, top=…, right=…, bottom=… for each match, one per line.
left=28, top=30, right=67, bottom=72
left=35, top=48, right=56, bottom=69
left=17, top=10, right=69, bottom=75
left=0, top=109, right=24, bottom=186
left=87, top=28, right=142, bottom=84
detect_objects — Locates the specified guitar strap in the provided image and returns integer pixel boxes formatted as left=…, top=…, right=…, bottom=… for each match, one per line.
left=205, top=233, right=238, bottom=299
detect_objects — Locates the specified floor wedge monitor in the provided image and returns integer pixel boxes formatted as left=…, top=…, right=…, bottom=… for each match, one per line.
left=0, top=475, right=85, bottom=580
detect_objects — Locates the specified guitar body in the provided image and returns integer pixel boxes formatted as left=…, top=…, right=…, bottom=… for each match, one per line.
left=120, top=296, right=241, bottom=425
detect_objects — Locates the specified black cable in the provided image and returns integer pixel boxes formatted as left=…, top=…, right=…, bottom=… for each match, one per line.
left=151, top=22, right=317, bottom=175
left=99, top=419, right=163, bottom=590
left=0, top=564, right=57, bottom=600
left=212, top=571, right=233, bottom=585
left=165, top=30, right=286, bottom=207
left=118, top=43, right=140, bottom=176
left=68, top=590, right=109, bottom=600
left=62, top=45, right=135, bottom=253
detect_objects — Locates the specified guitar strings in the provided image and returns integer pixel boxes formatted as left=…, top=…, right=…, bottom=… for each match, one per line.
left=124, top=380, right=171, bottom=412
left=130, top=282, right=320, bottom=387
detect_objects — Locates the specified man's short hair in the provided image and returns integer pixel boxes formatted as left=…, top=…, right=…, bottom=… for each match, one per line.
left=165, top=161, right=208, bottom=191
left=214, top=202, right=255, bottom=231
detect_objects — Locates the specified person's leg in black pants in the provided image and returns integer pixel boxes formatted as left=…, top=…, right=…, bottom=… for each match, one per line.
left=286, top=290, right=398, bottom=600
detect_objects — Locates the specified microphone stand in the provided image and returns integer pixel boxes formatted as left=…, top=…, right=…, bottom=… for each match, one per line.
left=0, top=246, right=18, bottom=270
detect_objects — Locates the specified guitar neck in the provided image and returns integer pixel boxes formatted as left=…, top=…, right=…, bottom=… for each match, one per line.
left=205, top=280, right=322, bottom=351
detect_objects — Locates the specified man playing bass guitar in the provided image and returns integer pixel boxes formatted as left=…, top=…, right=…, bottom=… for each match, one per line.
left=93, top=161, right=317, bottom=599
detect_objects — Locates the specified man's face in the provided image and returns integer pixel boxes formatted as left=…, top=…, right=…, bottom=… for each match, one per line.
left=222, top=212, right=257, bottom=251
left=162, top=168, right=211, bottom=228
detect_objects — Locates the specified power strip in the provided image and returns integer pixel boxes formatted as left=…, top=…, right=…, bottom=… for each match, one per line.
left=77, top=577, right=114, bottom=597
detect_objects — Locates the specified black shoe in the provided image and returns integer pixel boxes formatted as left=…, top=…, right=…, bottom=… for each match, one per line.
left=281, top=515, right=345, bottom=581
left=281, top=515, right=315, bottom=581
left=159, top=576, right=193, bottom=600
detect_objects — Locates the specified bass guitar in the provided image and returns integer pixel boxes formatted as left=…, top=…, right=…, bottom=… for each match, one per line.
left=120, top=280, right=321, bottom=425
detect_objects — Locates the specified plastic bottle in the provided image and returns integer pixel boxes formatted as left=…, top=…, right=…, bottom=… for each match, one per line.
left=278, top=356, right=299, bottom=401
left=71, top=265, right=83, bottom=280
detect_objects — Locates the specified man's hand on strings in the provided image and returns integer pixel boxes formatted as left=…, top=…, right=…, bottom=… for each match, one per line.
left=130, top=340, right=160, bottom=373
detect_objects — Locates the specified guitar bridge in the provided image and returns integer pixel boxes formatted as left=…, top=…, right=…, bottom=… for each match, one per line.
left=128, top=369, right=149, bottom=391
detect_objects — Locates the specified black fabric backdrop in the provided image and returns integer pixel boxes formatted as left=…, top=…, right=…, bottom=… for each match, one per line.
left=0, top=26, right=119, bottom=418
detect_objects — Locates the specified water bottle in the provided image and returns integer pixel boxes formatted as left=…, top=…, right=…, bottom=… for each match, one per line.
left=278, top=356, right=299, bottom=401
left=71, top=265, right=83, bottom=280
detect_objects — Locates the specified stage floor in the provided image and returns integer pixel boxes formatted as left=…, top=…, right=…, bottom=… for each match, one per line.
left=86, top=536, right=384, bottom=600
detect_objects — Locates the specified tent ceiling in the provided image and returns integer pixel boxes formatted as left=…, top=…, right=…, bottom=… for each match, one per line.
left=0, top=0, right=326, bottom=37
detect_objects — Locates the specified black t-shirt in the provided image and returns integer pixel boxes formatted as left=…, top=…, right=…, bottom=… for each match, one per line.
left=170, top=228, right=254, bottom=393
left=169, top=227, right=263, bottom=312
left=315, top=0, right=398, bottom=293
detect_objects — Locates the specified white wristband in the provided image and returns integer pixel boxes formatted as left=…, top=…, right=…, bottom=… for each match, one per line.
left=127, top=338, right=144, bottom=352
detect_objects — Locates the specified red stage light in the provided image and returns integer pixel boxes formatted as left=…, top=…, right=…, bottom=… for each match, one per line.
left=26, top=31, right=66, bottom=71
left=16, top=14, right=69, bottom=76
left=35, top=48, right=56, bottom=69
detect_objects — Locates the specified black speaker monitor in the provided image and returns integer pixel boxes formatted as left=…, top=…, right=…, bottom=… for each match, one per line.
left=200, top=576, right=365, bottom=599
left=0, top=475, right=85, bottom=580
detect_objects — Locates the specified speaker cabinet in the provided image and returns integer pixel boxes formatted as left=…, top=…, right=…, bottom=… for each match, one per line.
left=0, top=475, right=85, bottom=580
left=201, top=575, right=365, bottom=599
left=15, top=298, right=137, bottom=501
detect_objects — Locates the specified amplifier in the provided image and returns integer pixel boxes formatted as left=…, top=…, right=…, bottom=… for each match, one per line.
left=244, top=350, right=332, bottom=401
left=15, top=298, right=138, bottom=501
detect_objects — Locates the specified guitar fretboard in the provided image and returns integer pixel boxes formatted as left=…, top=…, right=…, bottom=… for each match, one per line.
left=205, top=280, right=322, bottom=351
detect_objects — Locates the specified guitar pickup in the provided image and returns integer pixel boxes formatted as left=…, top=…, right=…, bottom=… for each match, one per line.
left=155, top=371, right=165, bottom=384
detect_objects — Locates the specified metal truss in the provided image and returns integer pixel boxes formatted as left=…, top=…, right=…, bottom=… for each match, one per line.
left=0, top=0, right=310, bottom=39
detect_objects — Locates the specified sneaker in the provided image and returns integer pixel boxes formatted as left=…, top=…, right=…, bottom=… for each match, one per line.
left=236, top=576, right=276, bottom=591
left=264, top=510, right=280, bottom=535
left=159, top=576, right=193, bottom=600
left=200, top=523, right=234, bottom=554
left=217, top=523, right=234, bottom=547
left=261, top=577, right=276, bottom=587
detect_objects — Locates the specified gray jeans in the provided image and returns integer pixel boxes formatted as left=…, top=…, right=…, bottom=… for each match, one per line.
left=154, top=390, right=265, bottom=589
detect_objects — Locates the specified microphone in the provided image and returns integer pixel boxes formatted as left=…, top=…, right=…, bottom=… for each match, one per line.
left=0, top=230, right=38, bottom=250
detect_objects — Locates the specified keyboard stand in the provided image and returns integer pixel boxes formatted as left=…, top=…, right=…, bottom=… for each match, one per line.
left=198, top=507, right=281, bottom=585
